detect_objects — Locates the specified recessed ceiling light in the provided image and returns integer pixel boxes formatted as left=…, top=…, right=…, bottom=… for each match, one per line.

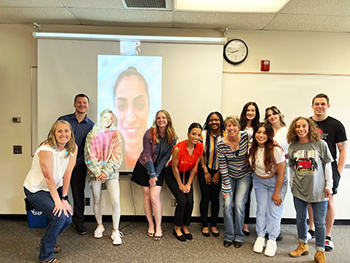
left=175, top=0, right=290, bottom=13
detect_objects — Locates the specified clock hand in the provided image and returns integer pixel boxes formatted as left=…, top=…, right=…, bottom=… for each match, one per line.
left=228, top=50, right=239, bottom=53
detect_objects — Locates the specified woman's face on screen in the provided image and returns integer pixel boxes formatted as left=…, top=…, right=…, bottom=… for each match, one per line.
left=114, top=75, right=149, bottom=149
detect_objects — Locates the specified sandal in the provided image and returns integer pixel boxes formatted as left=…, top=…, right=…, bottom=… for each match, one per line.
left=39, top=257, right=61, bottom=263
left=153, top=234, right=163, bottom=241
left=147, top=232, right=155, bottom=238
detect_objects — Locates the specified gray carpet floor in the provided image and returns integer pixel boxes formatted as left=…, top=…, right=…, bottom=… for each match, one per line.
left=1, top=219, right=349, bottom=262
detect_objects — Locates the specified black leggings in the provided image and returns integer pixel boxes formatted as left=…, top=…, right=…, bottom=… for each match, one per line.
left=244, top=179, right=253, bottom=224
left=165, top=166, right=193, bottom=227
left=198, top=167, right=221, bottom=227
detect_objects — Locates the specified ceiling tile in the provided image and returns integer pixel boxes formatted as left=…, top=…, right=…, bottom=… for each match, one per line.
left=265, top=14, right=350, bottom=32
left=0, top=0, right=64, bottom=7
left=71, top=8, right=173, bottom=23
left=62, top=0, right=124, bottom=9
left=174, top=12, right=275, bottom=30
left=79, top=19, right=173, bottom=28
left=0, top=7, right=80, bottom=24
left=281, top=0, right=350, bottom=15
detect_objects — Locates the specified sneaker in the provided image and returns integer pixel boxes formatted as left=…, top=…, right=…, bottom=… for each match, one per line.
left=39, top=257, right=61, bottom=263
left=314, top=251, right=326, bottom=263
left=76, top=225, right=87, bottom=235
left=264, top=239, right=277, bottom=257
left=233, top=241, right=243, bottom=248
left=112, top=230, right=123, bottom=246
left=307, top=229, right=315, bottom=241
left=325, top=238, right=334, bottom=252
left=253, top=237, right=266, bottom=254
left=94, top=225, right=105, bottom=239
left=276, top=232, right=283, bottom=241
left=289, top=241, right=309, bottom=257
left=111, top=230, right=124, bottom=240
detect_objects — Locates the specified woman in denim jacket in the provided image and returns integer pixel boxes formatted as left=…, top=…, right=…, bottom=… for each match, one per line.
left=132, top=110, right=177, bottom=240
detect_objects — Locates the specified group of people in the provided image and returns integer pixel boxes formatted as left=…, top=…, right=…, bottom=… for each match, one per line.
left=23, top=92, right=346, bottom=263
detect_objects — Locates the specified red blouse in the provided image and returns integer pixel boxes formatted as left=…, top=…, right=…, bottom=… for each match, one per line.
left=169, top=140, right=204, bottom=173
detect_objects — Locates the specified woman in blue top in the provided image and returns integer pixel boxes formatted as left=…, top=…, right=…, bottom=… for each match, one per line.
left=132, top=110, right=177, bottom=240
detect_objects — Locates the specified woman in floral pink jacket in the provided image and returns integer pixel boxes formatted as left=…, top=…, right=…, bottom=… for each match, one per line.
left=85, top=109, right=123, bottom=246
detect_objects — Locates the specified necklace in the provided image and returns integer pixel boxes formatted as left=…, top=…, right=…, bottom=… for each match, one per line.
left=257, top=147, right=264, bottom=163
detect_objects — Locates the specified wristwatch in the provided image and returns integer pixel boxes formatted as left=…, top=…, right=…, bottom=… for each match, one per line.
left=61, top=195, right=68, bottom=201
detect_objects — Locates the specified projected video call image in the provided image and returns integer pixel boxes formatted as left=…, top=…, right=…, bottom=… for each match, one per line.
left=98, top=55, right=162, bottom=171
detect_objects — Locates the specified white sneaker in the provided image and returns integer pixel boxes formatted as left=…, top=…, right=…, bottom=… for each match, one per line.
left=111, top=230, right=123, bottom=246
left=325, top=238, right=334, bottom=252
left=264, top=239, right=277, bottom=257
left=253, top=237, right=266, bottom=253
left=94, top=225, right=105, bottom=239
left=306, top=229, right=315, bottom=241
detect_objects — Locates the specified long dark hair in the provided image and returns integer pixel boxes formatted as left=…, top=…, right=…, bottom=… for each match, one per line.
left=249, top=122, right=279, bottom=173
left=202, top=111, right=225, bottom=163
left=240, top=102, right=260, bottom=131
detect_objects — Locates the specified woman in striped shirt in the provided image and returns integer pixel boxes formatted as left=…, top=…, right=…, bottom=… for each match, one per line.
left=218, top=116, right=252, bottom=248
left=198, top=112, right=225, bottom=237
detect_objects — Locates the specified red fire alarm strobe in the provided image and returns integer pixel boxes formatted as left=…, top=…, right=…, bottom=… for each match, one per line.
left=261, top=60, right=270, bottom=71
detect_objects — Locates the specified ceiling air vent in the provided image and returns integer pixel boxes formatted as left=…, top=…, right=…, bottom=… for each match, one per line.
left=121, top=0, right=170, bottom=10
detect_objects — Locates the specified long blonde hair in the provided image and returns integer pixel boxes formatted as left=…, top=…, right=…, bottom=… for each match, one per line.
left=151, top=109, right=177, bottom=144
left=41, top=120, right=76, bottom=157
left=90, top=109, right=117, bottom=137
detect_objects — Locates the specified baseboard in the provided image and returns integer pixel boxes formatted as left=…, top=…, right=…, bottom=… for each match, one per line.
left=1, top=214, right=350, bottom=225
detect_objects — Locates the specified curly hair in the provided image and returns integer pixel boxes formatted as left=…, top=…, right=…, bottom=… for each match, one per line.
left=41, top=120, right=76, bottom=157
left=150, top=109, right=177, bottom=144
left=249, top=122, right=279, bottom=173
left=239, top=102, right=260, bottom=131
left=287, top=117, right=320, bottom=144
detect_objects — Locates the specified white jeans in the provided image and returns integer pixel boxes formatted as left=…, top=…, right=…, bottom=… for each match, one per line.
left=91, top=178, right=120, bottom=230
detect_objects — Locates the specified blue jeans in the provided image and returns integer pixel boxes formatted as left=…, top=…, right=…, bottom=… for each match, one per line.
left=223, top=175, right=251, bottom=243
left=24, top=187, right=72, bottom=261
left=253, top=173, right=287, bottom=240
left=293, top=196, right=327, bottom=251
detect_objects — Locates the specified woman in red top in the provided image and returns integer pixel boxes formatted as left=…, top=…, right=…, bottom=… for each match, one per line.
left=165, top=122, right=204, bottom=242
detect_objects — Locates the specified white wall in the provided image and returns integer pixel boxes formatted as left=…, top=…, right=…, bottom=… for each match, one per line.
left=1, top=25, right=350, bottom=219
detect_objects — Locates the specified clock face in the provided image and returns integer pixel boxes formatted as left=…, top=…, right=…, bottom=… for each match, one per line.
left=223, top=39, right=248, bottom=65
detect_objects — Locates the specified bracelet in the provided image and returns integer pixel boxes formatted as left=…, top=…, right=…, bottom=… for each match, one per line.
left=61, top=195, right=68, bottom=201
